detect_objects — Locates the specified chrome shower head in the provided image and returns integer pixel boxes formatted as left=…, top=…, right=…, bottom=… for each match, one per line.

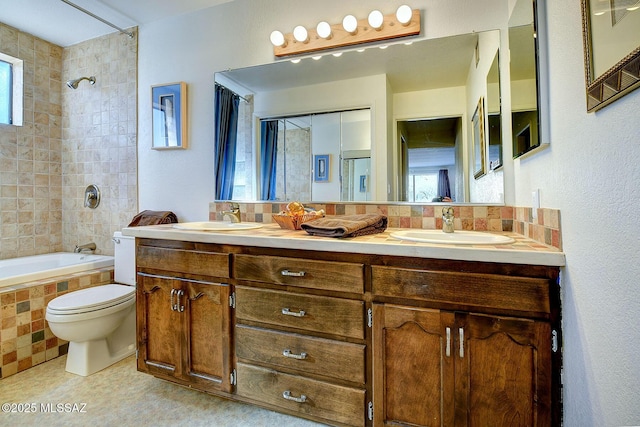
left=66, top=76, right=96, bottom=89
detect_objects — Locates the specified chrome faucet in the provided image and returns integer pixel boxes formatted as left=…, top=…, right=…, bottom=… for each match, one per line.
left=74, top=242, right=96, bottom=253
left=442, top=207, right=455, bottom=233
left=221, top=202, right=241, bottom=223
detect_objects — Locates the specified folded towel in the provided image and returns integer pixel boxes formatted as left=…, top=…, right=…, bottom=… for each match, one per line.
left=128, top=210, right=178, bottom=227
left=300, top=213, right=388, bottom=238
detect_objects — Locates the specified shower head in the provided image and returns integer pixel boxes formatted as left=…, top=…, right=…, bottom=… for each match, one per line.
left=66, top=76, right=96, bottom=89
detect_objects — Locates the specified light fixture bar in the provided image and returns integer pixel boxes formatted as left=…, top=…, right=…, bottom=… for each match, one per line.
left=273, top=9, right=420, bottom=57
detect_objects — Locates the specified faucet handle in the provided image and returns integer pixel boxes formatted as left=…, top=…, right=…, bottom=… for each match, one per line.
left=442, top=207, right=454, bottom=217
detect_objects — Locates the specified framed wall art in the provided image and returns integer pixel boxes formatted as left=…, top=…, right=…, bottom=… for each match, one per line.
left=314, top=154, right=330, bottom=182
left=152, top=82, right=187, bottom=149
left=472, top=97, right=486, bottom=179
left=581, top=0, right=640, bottom=112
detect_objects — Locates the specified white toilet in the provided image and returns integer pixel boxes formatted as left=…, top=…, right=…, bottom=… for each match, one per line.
left=45, top=231, right=136, bottom=376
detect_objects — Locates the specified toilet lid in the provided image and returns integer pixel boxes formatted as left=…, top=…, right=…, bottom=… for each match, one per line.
left=47, top=284, right=135, bottom=313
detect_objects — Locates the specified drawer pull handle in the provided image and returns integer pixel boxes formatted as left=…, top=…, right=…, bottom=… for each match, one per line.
left=282, top=390, right=307, bottom=403
left=282, top=349, right=307, bottom=360
left=445, top=327, right=451, bottom=357
left=281, top=270, right=306, bottom=277
left=282, top=308, right=306, bottom=317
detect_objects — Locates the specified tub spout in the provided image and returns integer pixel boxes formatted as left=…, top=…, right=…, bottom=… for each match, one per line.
left=74, top=242, right=96, bottom=253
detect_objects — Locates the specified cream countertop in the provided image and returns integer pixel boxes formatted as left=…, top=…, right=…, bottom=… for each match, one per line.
left=122, top=223, right=565, bottom=267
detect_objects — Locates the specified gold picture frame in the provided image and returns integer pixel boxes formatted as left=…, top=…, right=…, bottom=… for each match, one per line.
left=472, top=97, right=486, bottom=179
left=581, top=0, right=640, bottom=112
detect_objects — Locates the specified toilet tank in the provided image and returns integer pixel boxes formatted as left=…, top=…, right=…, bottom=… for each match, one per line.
left=113, top=231, right=135, bottom=286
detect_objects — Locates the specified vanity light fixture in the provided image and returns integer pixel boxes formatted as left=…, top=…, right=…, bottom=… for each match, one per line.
left=270, top=5, right=420, bottom=57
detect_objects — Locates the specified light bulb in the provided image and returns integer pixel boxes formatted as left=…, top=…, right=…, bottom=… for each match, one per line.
left=293, top=25, right=308, bottom=43
left=270, top=30, right=285, bottom=47
left=290, top=58, right=301, bottom=64
left=312, top=55, right=322, bottom=61
left=332, top=52, right=343, bottom=57
left=368, top=10, right=384, bottom=30
left=396, top=5, right=412, bottom=25
left=317, top=21, right=332, bottom=39
left=343, top=14, right=358, bottom=34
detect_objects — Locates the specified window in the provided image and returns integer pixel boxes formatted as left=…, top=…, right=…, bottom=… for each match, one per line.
left=0, top=52, right=23, bottom=126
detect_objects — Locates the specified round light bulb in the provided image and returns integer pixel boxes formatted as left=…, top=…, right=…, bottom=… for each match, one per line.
left=316, top=21, right=332, bottom=39
left=270, top=30, right=285, bottom=47
left=396, top=5, right=412, bottom=25
left=293, top=25, right=308, bottom=43
left=368, top=10, right=384, bottom=30
left=342, top=14, right=358, bottom=34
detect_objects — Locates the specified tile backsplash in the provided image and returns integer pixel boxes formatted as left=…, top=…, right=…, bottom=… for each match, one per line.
left=210, top=202, right=562, bottom=250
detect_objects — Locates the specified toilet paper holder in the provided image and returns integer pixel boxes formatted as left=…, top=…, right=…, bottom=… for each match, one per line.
left=84, top=184, right=100, bottom=209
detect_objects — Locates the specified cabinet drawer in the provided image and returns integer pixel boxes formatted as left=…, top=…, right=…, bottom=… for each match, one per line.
left=235, top=287, right=365, bottom=339
left=236, top=362, right=365, bottom=427
left=372, top=266, right=550, bottom=315
left=236, top=325, right=366, bottom=385
left=234, top=254, right=364, bottom=293
left=137, top=246, right=229, bottom=278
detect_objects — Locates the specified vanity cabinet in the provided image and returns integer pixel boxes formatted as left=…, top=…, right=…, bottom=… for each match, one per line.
left=131, top=236, right=561, bottom=427
left=233, top=254, right=368, bottom=427
left=135, top=242, right=233, bottom=394
left=371, top=265, right=554, bottom=427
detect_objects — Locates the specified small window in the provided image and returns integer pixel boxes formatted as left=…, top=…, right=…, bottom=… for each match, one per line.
left=0, top=60, right=11, bottom=124
left=0, top=52, right=23, bottom=126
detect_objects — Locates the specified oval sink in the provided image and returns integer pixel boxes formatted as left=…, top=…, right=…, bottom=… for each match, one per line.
left=172, top=222, right=263, bottom=231
left=390, top=229, right=515, bottom=245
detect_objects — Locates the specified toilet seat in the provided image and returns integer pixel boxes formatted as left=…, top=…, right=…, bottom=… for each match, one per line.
left=47, top=284, right=135, bottom=315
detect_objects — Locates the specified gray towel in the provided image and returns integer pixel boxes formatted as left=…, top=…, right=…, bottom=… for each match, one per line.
left=300, top=214, right=387, bottom=238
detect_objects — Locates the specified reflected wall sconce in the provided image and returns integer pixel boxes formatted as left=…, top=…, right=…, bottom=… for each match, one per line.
left=270, top=5, right=420, bottom=57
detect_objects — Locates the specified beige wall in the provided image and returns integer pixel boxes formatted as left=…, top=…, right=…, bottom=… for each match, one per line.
left=0, top=23, right=138, bottom=258
left=0, top=23, right=63, bottom=258
left=61, top=31, right=138, bottom=256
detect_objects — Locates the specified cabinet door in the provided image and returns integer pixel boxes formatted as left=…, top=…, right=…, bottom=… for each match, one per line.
left=184, top=280, right=233, bottom=393
left=457, top=313, right=551, bottom=427
left=137, top=274, right=182, bottom=379
left=373, top=304, right=455, bottom=426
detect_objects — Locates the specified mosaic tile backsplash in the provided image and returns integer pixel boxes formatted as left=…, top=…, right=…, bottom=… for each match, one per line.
left=210, top=202, right=562, bottom=250
left=0, top=268, right=114, bottom=379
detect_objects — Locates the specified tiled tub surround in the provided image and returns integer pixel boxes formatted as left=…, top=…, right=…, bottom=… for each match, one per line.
left=0, top=267, right=114, bottom=379
left=209, top=202, right=562, bottom=250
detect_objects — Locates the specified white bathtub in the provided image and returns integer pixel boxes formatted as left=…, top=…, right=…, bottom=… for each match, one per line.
left=0, top=252, right=114, bottom=288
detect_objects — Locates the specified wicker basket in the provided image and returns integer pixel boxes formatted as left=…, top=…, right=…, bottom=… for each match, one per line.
left=272, top=212, right=323, bottom=230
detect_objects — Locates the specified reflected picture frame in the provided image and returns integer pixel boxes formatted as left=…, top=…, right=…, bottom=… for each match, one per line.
left=152, top=82, right=187, bottom=149
left=314, top=154, right=330, bottom=182
left=581, top=0, right=640, bottom=112
left=472, top=97, right=486, bottom=179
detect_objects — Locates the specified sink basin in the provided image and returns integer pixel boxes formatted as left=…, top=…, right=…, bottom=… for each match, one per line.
left=172, top=222, right=263, bottom=231
left=390, top=229, right=515, bottom=245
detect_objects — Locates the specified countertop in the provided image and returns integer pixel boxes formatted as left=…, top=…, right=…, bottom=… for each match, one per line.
left=123, top=223, right=565, bottom=267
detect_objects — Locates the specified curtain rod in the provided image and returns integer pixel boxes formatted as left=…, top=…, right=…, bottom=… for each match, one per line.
left=215, top=83, right=250, bottom=103
left=60, top=0, right=134, bottom=39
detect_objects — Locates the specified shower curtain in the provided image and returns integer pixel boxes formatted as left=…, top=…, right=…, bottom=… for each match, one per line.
left=260, top=120, right=278, bottom=200
left=214, top=84, right=239, bottom=200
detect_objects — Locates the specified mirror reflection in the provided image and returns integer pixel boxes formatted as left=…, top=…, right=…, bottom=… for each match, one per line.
left=509, top=0, right=540, bottom=158
left=214, top=2, right=541, bottom=204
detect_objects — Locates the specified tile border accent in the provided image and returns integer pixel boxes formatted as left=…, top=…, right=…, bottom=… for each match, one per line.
left=210, top=202, right=562, bottom=250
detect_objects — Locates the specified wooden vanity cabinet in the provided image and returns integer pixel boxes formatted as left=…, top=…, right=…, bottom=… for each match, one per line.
left=233, top=254, right=368, bottom=427
left=135, top=241, right=233, bottom=394
left=371, top=265, right=557, bottom=427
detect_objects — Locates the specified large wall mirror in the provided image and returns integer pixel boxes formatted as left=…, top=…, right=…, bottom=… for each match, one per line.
left=214, top=0, right=542, bottom=205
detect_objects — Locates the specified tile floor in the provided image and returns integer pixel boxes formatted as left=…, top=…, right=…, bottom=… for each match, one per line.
left=0, top=355, right=328, bottom=427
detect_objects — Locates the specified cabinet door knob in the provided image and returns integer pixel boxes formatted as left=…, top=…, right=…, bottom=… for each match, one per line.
left=282, top=390, right=307, bottom=403
left=283, top=349, right=308, bottom=360
left=281, top=269, right=306, bottom=277
left=282, top=308, right=306, bottom=317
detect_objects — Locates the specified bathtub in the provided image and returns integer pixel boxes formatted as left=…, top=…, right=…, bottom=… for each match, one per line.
left=0, top=252, right=114, bottom=288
